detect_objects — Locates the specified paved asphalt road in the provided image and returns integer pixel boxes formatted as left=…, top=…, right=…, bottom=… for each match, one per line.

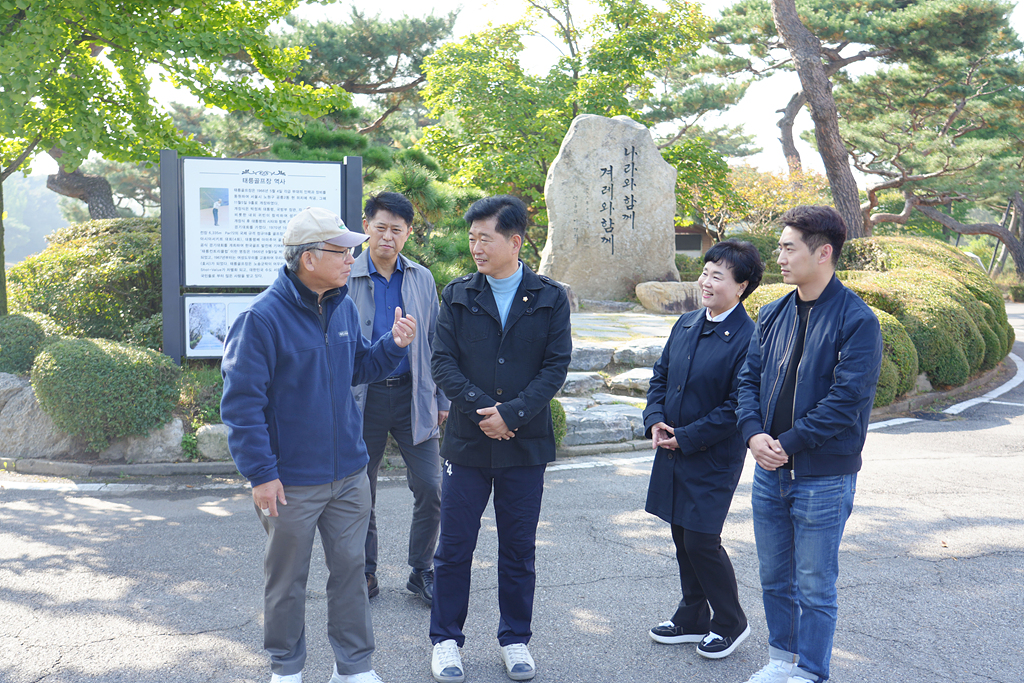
left=2, top=313, right=1022, bottom=683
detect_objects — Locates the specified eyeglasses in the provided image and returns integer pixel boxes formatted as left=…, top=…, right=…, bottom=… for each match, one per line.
left=317, top=247, right=351, bottom=257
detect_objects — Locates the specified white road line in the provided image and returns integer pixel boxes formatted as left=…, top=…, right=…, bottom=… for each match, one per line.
left=0, top=481, right=247, bottom=493
left=986, top=400, right=1024, bottom=407
left=944, top=352, right=1024, bottom=414
left=548, top=453, right=654, bottom=471
left=868, top=417, right=922, bottom=431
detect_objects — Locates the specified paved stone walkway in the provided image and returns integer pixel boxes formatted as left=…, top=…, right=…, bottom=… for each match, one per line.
left=571, top=310, right=675, bottom=343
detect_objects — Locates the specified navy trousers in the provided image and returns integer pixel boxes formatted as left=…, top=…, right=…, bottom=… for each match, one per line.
left=429, top=461, right=546, bottom=647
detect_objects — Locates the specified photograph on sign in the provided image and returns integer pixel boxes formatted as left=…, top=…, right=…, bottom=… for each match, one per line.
left=184, top=295, right=257, bottom=358
left=201, top=188, right=229, bottom=228
left=181, top=158, right=342, bottom=287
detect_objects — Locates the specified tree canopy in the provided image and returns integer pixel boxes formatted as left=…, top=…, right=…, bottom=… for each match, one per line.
left=418, top=0, right=712, bottom=226
left=0, top=0, right=353, bottom=314
left=835, top=35, right=1024, bottom=275
left=279, top=8, right=458, bottom=136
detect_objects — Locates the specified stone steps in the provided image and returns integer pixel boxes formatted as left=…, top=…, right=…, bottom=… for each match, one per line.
left=557, top=339, right=667, bottom=447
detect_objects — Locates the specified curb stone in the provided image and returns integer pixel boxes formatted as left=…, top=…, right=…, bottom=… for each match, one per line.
left=1, top=356, right=1014, bottom=480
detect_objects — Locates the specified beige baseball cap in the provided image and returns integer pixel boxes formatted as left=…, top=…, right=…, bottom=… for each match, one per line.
left=282, top=207, right=369, bottom=247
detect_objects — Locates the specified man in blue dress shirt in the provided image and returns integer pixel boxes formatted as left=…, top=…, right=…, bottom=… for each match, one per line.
left=348, top=192, right=450, bottom=606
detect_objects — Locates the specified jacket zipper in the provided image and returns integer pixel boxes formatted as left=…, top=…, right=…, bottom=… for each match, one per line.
left=319, top=299, right=339, bottom=481
left=790, top=304, right=814, bottom=476
left=763, top=307, right=798, bottom=433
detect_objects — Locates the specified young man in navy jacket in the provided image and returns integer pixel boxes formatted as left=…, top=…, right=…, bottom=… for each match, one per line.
left=736, top=206, right=882, bottom=683
left=222, top=207, right=417, bottom=683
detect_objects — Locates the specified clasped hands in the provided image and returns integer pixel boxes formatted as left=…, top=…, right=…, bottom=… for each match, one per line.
left=747, top=433, right=788, bottom=470
left=651, top=422, right=678, bottom=451
left=476, top=403, right=515, bottom=440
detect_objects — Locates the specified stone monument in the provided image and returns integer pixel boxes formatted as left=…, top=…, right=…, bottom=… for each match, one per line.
left=539, top=114, right=679, bottom=300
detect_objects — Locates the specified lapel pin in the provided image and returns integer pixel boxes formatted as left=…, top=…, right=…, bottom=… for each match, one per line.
left=724, top=331, right=730, bottom=336
left=522, top=296, right=528, bottom=302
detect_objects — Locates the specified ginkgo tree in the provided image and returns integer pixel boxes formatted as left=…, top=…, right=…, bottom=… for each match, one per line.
left=0, top=0, right=351, bottom=315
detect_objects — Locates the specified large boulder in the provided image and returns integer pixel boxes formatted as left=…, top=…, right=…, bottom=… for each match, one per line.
left=197, top=423, right=232, bottom=461
left=97, top=419, right=185, bottom=463
left=539, top=114, right=679, bottom=300
left=635, top=281, right=702, bottom=315
left=0, top=374, right=75, bottom=459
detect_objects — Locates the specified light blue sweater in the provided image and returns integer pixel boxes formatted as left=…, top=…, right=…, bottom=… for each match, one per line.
left=486, top=262, right=524, bottom=327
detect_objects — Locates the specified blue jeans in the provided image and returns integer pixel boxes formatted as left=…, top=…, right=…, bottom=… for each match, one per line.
left=752, top=466, right=856, bottom=683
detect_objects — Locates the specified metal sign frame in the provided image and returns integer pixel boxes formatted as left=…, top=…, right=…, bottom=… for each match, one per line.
left=159, top=150, right=363, bottom=364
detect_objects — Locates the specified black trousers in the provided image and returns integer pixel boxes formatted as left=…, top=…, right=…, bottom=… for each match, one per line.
left=670, top=524, right=747, bottom=639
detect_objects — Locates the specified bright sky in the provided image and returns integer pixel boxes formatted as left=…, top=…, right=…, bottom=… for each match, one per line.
left=28, top=0, right=1024, bottom=181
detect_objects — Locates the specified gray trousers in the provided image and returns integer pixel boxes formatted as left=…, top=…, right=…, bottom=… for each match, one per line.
left=258, top=468, right=373, bottom=676
left=362, top=380, right=442, bottom=574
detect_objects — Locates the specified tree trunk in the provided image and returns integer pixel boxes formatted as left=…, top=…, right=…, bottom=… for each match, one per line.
left=777, top=91, right=806, bottom=173
left=46, top=167, right=119, bottom=219
left=914, top=203, right=1024, bottom=280
left=771, top=0, right=865, bottom=238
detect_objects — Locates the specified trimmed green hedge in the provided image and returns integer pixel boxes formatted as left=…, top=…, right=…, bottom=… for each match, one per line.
left=7, top=217, right=161, bottom=342
left=740, top=236, right=1011, bottom=405
left=840, top=237, right=1013, bottom=387
left=551, top=397, right=567, bottom=447
left=874, top=308, right=918, bottom=399
left=0, top=314, right=46, bottom=374
left=31, top=338, right=180, bottom=452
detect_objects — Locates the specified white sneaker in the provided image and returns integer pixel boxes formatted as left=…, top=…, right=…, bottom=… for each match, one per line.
left=271, top=673, right=302, bottom=683
left=499, top=643, right=536, bottom=681
left=743, top=659, right=795, bottom=683
left=786, top=677, right=815, bottom=683
left=329, top=664, right=383, bottom=683
left=431, top=640, right=465, bottom=683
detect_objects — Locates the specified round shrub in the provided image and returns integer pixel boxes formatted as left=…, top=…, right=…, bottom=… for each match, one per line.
left=846, top=270, right=987, bottom=387
left=20, top=311, right=64, bottom=341
left=31, top=338, right=181, bottom=452
left=0, top=314, right=46, bottom=374
left=872, top=308, right=918, bottom=399
left=874, top=357, right=899, bottom=408
left=6, top=217, right=161, bottom=341
left=742, top=283, right=795, bottom=322
left=550, top=398, right=567, bottom=447
left=843, top=237, right=1013, bottom=357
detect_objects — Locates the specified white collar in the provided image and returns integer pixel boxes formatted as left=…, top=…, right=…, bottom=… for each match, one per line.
left=705, top=303, right=739, bottom=322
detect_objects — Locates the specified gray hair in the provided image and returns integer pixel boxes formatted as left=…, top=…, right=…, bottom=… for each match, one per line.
left=284, top=241, right=325, bottom=273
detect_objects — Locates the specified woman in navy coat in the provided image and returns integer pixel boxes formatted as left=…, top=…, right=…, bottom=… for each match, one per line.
left=643, top=239, right=764, bottom=660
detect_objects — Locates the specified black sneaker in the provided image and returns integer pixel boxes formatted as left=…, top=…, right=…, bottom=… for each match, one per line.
left=366, top=572, right=379, bottom=599
left=407, top=568, right=434, bottom=606
left=696, top=624, right=750, bottom=659
left=649, top=620, right=705, bottom=644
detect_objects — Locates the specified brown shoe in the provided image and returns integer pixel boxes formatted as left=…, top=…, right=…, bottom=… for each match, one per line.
left=366, top=572, right=379, bottom=599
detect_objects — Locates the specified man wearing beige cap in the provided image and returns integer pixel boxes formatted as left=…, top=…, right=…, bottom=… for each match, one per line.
left=222, top=206, right=418, bottom=683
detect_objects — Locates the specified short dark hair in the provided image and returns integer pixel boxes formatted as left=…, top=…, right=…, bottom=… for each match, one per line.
left=364, top=191, right=414, bottom=227
left=704, top=239, right=765, bottom=302
left=779, top=205, right=847, bottom=266
left=464, top=195, right=528, bottom=239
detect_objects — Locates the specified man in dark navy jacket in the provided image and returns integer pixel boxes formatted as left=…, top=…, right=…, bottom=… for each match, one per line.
left=222, top=207, right=417, bottom=683
left=736, top=206, right=882, bottom=683
left=428, top=195, right=571, bottom=683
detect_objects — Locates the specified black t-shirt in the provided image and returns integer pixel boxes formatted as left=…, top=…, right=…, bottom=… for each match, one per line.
left=769, top=296, right=816, bottom=466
